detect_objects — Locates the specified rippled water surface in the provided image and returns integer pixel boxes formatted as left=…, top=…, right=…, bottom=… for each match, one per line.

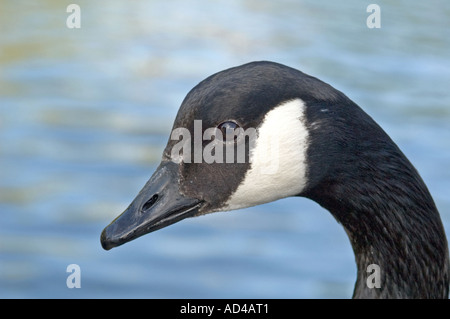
left=1, top=0, right=449, bottom=298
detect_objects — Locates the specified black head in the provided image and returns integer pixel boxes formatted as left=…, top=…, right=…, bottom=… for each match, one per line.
left=100, top=61, right=364, bottom=249
left=101, top=61, right=353, bottom=249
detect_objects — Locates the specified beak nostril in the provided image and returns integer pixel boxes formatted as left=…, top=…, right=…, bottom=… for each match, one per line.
left=142, top=194, right=159, bottom=212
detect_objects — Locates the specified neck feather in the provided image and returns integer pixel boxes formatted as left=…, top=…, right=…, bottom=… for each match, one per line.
left=303, top=152, right=449, bottom=298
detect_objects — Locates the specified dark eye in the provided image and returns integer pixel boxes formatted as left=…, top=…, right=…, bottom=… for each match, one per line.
left=218, top=121, right=240, bottom=142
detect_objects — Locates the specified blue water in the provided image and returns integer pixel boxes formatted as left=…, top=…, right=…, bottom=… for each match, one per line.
left=1, top=1, right=449, bottom=298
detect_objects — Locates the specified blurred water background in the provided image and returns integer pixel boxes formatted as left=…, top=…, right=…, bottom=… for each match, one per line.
left=0, top=0, right=449, bottom=298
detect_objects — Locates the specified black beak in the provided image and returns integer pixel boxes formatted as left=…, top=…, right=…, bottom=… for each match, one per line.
left=100, top=161, right=202, bottom=250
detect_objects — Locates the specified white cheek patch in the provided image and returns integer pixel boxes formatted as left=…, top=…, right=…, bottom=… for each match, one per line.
left=224, top=98, right=309, bottom=210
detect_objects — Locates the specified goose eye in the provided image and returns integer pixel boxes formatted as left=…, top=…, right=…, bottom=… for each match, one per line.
left=217, top=121, right=240, bottom=142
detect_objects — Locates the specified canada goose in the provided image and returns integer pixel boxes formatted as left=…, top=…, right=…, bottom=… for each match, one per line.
left=101, top=61, right=449, bottom=298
